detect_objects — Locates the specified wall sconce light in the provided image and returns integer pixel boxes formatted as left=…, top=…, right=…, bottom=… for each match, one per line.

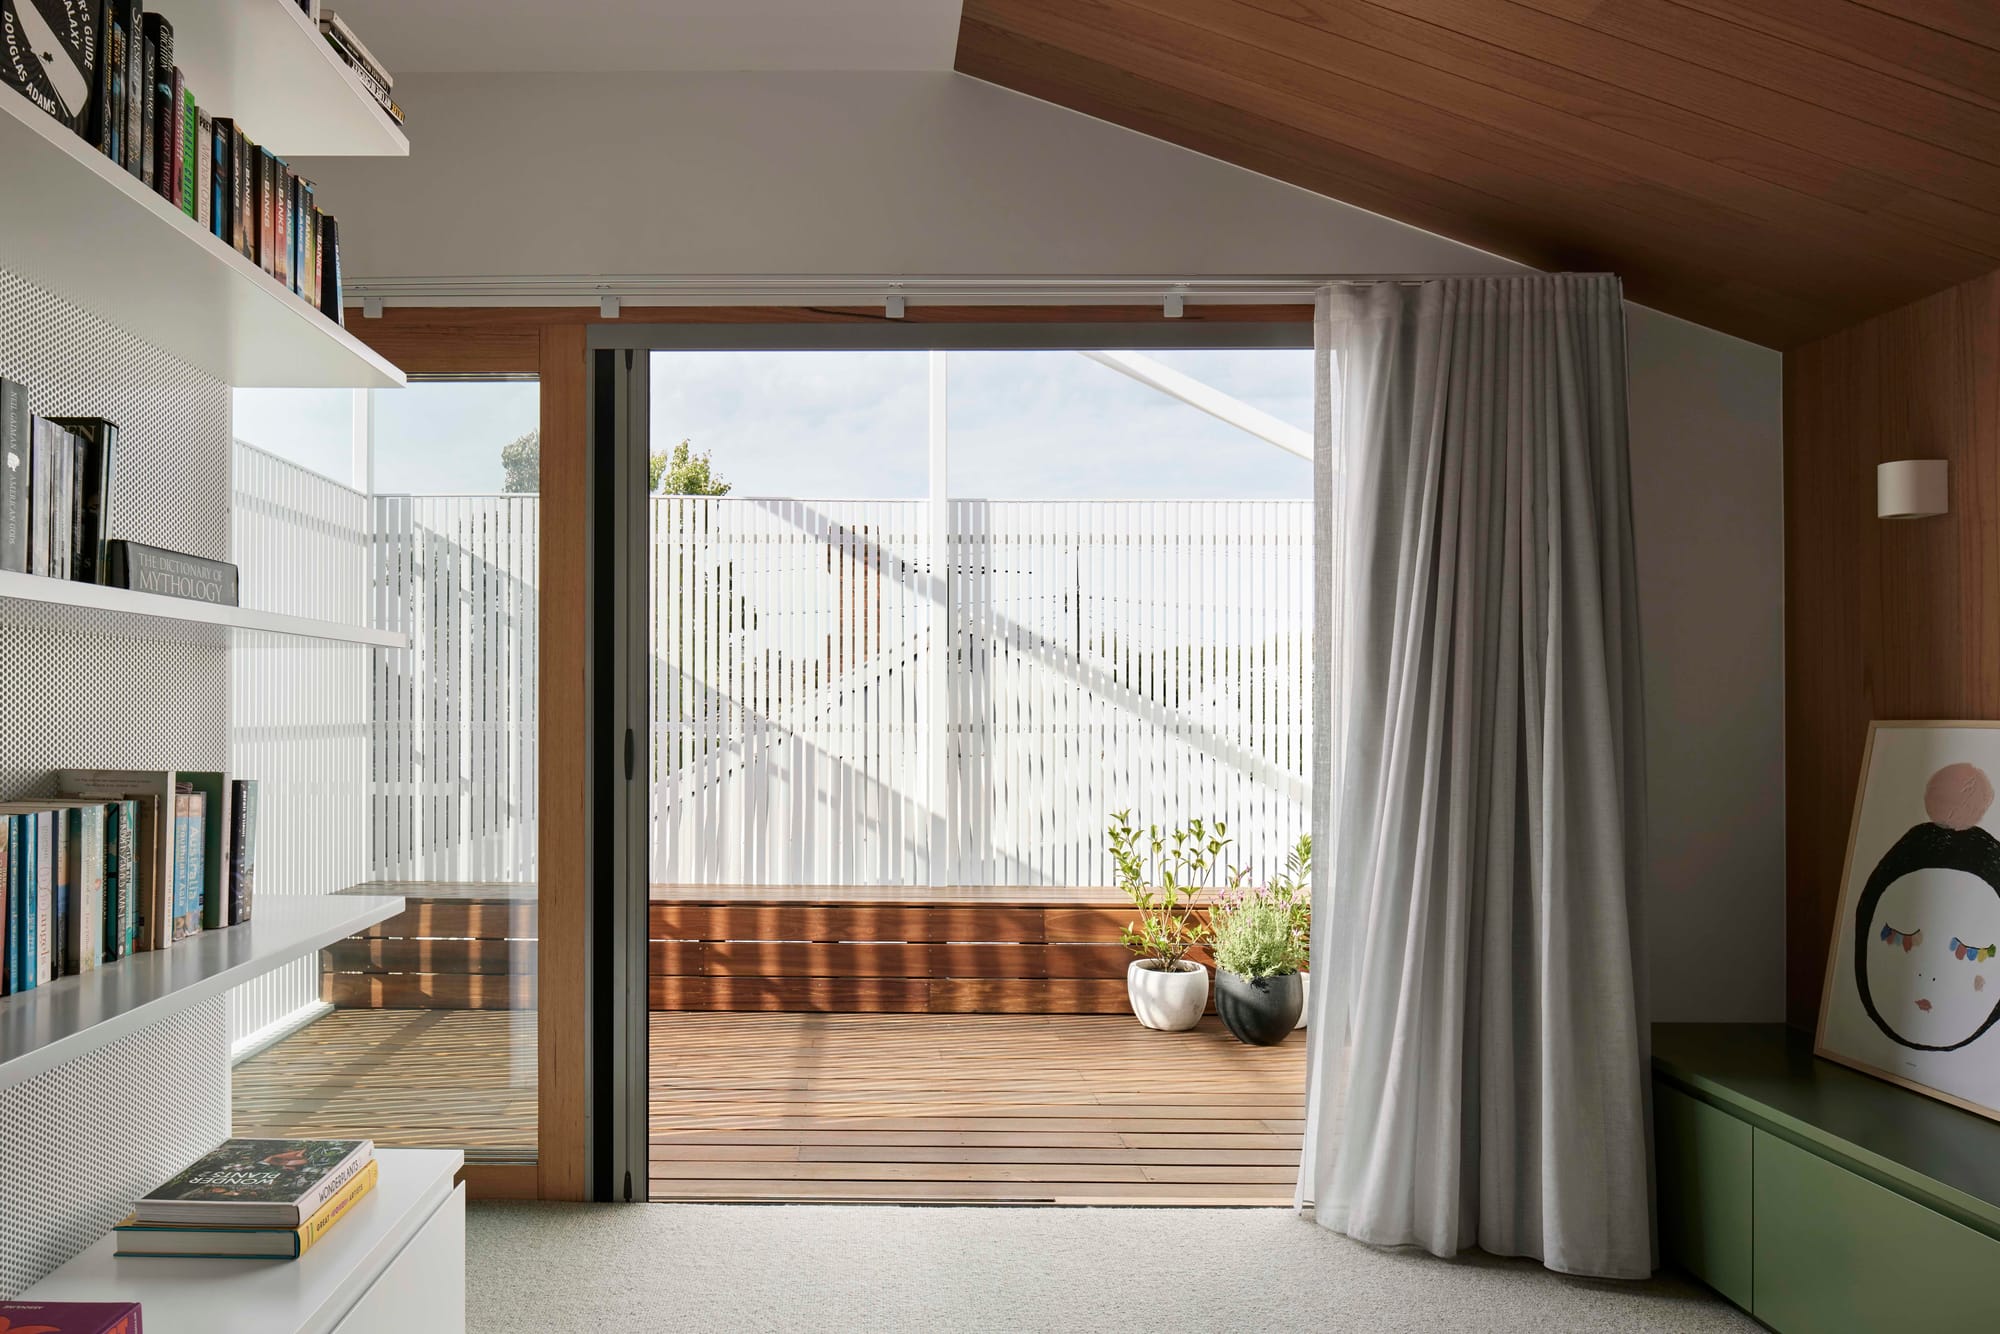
left=1878, top=459, right=1948, bottom=519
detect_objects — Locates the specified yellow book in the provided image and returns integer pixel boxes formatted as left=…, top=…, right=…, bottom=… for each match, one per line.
left=115, top=1158, right=379, bottom=1259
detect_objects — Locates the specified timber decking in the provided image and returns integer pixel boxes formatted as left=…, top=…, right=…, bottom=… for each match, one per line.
left=233, top=1008, right=1306, bottom=1204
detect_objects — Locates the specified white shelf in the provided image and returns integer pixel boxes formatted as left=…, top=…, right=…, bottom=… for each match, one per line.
left=170, top=0, right=409, bottom=159
left=21, top=1147, right=462, bottom=1334
left=0, top=85, right=405, bottom=389
left=0, top=894, right=405, bottom=1091
left=0, top=571, right=411, bottom=648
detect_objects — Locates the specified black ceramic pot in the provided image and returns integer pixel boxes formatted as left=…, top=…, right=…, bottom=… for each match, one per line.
left=1216, top=969, right=1303, bottom=1045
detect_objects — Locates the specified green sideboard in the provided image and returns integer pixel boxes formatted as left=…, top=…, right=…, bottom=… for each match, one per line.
left=1653, top=1023, right=2000, bottom=1333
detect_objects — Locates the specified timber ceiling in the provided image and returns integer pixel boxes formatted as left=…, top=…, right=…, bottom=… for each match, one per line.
left=955, top=0, right=2000, bottom=347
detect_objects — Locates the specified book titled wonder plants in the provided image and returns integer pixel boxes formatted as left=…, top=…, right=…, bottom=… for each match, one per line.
left=135, top=1138, right=373, bottom=1227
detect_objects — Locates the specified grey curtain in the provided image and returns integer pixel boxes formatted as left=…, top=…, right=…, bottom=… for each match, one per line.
left=1297, top=275, right=1652, bottom=1280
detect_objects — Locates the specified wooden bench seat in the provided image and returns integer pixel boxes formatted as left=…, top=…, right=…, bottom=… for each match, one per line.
left=328, top=883, right=1195, bottom=1014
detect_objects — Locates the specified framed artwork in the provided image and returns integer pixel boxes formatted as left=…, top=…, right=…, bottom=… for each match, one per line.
left=1818, top=721, right=2000, bottom=1121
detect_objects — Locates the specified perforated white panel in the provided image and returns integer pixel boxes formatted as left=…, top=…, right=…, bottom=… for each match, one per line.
left=0, top=1000, right=231, bottom=1295
left=0, top=269, right=234, bottom=1296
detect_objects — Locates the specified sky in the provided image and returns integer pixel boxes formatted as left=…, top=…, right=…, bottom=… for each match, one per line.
left=233, top=347, right=1312, bottom=499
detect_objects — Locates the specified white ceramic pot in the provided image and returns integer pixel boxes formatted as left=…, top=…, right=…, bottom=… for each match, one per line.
left=1296, top=971, right=1310, bottom=1028
left=1127, top=959, right=1208, bottom=1031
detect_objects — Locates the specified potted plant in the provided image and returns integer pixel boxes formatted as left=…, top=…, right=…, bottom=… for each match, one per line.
left=1210, top=872, right=1308, bottom=1046
left=1268, top=835, right=1311, bottom=1028
left=1111, top=811, right=1227, bottom=1031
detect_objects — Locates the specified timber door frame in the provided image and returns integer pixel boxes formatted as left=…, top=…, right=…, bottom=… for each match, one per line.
left=352, top=301, right=1312, bottom=1201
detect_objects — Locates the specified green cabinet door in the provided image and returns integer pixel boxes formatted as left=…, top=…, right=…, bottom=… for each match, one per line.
left=1752, top=1128, right=2000, bottom=1333
left=1655, top=1082, right=1753, bottom=1308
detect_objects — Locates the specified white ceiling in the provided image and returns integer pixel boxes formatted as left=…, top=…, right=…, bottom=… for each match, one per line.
left=324, top=1, right=966, bottom=74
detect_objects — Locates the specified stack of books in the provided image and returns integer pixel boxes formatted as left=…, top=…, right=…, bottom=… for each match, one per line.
left=319, top=11, right=401, bottom=127
left=1, top=772, right=257, bottom=998
left=116, top=1138, right=376, bottom=1260
left=0, top=377, right=118, bottom=584
left=0, top=4, right=349, bottom=326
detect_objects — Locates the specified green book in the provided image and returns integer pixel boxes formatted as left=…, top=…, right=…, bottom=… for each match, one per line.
left=136, top=1139, right=373, bottom=1227
left=182, top=87, right=197, bottom=219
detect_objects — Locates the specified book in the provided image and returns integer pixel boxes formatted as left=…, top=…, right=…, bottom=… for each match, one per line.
left=34, top=807, right=50, bottom=985
left=104, top=796, right=135, bottom=961
left=0, top=0, right=100, bottom=133
left=48, top=802, right=69, bottom=975
left=103, top=539, right=239, bottom=604
left=63, top=803, right=103, bottom=974
left=45, top=417, right=71, bottom=580
left=137, top=14, right=154, bottom=188
left=320, top=12, right=391, bottom=92
left=47, top=416, right=117, bottom=583
left=320, top=213, right=343, bottom=323
left=0, top=1301, right=141, bottom=1333
left=178, top=77, right=193, bottom=218
left=3, top=814, right=19, bottom=992
left=59, top=771, right=207, bottom=952
left=90, top=0, right=124, bottom=161
left=195, top=108, right=211, bottom=232
left=117, top=1156, right=378, bottom=1259
left=27, top=416, right=63, bottom=577
left=142, top=13, right=169, bottom=198
left=257, top=146, right=275, bottom=274
left=234, top=127, right=253, bottom=260
left=226, top=777, right=255, bottom=925
left=209, top=115, right=233, bottom=245
left=172, top=784, right=202, bottom=941
left=274, top=159, right=292, bottom=289
left=119, top=0, right=139, bottom=177
left=0, top=377, right=27, bottom=572
left=135, top=1138, right=373, bottom=1227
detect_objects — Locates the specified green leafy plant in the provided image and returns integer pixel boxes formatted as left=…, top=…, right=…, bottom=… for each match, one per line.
left=1110, top=811, right=1233, bottom=970
left=1211, top=885, right=1308, bottom=980
left=1210, top=834, right=1311, bottom=979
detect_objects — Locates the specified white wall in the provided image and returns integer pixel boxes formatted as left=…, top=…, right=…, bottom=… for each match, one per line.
left=305, top=70, right=1785, bottom=1021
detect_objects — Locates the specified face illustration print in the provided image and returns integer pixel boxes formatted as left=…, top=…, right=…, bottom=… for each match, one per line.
left=1865, top=868, right=2000, bottom=1050
left=1856, top=762, right=2000, bottom=1053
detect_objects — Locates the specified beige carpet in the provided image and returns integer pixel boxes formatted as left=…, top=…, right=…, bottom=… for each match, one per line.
left=467, top=1202, right=1758, bottom=1333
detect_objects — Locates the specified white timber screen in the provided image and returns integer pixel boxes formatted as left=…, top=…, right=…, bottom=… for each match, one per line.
left=649, top=496, right=1312, bottom=887
left=228, top=442, right=371, bottom=1049
left=370, top=494, right=540, bottom=881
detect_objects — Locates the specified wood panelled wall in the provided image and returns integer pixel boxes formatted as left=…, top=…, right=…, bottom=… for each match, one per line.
left=1785, top=268, right=2000, bottom=1029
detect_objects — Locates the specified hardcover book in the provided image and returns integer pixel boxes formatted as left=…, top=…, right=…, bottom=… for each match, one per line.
left=0, top=377, right=27, bottom=573
left=104, top=796, right=135, bottom=961
left=90, top=0, right=124, bottom=160
left=25, top=415, right=54, bottom=575
left=47, top=416, right=117, bottom=583
left=62, top=803, right=102, bottom=975
left=171, top=784, right=201, bottom=941
left=117, top=1157, right=378, bottom=1259
left=320, top=213, right=343, bottom=322
left=0, top=1301, right=141, bottom=1334
left=0, top=0, right=100, bottom=133
left=136, top=19, right=153, bottom=188
left=177, top=77, right=193, bottom=217
left=103, top=539, right=238, bottom=604
left=118, top=0, right=139, bottom=176
left=225, top=778, right=255, bottom=925
left=209, top=115, right=234, bottom=245
left=143, top=15, right=171, bottom=199
left=195, top=108, right=211, bottom=231
left=58, top=771, right=207, bottom=952
left=135, top=1138, right=373, bottom=1227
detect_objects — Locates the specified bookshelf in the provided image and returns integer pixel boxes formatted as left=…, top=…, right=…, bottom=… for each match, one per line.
left=0, top=894, right=404, bottom=1092
left=169, top=0, right=410, bottom=158
left=0, top=84, right=405, bottom=389
left=0, top=571, right=412, bottom=649
left=20, top=1147, right=464, bottom=1334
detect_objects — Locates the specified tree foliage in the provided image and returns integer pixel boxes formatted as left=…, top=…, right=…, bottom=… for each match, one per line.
left=652, top=439, right=732, bottom=495
left=500, top=429, right=539, bottom=493
left=499, top=431, right=732, bottom=496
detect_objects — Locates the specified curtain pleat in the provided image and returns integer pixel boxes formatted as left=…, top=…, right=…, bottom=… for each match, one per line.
left=1298, top=275, right=1652, bottom=1280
